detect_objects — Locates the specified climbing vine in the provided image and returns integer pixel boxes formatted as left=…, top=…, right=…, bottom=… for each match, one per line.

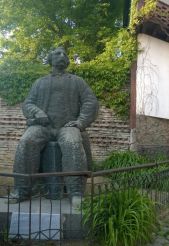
left=70, top=29, right=137, bottom=118
left=0, top=59, right=49, bottom=105
left=130, top=0, right=157, bottom=32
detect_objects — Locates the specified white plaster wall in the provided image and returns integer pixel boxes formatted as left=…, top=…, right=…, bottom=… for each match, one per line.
left=136, top=34, right=169, bottom=119
left=160, top=0, right=169, bottom=5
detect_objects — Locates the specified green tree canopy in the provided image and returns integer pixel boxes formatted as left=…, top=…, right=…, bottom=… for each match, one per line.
left=0, top=0, right=140, bottom=118
left=0, top=0, right=125, bottom=61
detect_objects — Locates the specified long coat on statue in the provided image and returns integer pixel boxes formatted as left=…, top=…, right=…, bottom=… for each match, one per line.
left=22, top=72, right=99, bottom=169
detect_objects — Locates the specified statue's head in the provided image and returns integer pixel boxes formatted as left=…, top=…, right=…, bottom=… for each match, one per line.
left=47, top=47, right=70, bottom=69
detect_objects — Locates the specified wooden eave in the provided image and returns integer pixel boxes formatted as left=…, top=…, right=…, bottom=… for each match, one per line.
left=137, top=0, right=169, bottom=42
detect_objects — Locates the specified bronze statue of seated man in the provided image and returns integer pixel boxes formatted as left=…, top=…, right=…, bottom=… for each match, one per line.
left=10, top=47, right=99, bottom=204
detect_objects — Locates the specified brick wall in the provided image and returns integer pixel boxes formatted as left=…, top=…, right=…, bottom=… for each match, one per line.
left=0, top=97, right=130, bottom=170
left=136, top=115, right=169, bottom=156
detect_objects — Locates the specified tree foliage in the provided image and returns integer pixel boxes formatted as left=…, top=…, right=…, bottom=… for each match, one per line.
left=0, top=0, right=139, bottom=118
left=0, top=29, right=137, bottom=118
left=0, top=0, right=125, bottom=61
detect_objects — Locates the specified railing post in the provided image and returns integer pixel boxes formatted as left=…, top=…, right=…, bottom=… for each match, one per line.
left=89, top=173, right=94, bottom=246
left=6, top=186, right=10, bottom=243
left=155, top=160, right=158, bottom=203
left=28, top=175, right=32, bottom=244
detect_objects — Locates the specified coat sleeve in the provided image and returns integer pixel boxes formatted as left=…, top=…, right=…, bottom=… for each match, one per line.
left=77, top=78, right=99, bottom=130
left=22, top=79, right=45, bottom=119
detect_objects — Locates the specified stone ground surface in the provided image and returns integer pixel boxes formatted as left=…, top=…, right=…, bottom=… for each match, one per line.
left=146, top=208, right=169, bottom=246
left=0, top=241, right=89, bottom=246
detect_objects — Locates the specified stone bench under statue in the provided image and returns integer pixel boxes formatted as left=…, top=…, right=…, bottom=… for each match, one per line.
left=40, top=141, right=63, bottom=199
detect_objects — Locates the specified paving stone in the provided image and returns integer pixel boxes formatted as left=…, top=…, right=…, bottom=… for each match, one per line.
left=152, top=238, right=168, bottom=245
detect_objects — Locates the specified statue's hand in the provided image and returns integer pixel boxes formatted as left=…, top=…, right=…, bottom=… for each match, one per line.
left=35, top=111, right=49, bottom=126
left=64, top=121, right=83, bottom=130
left=36, top=117, right=49, bottom=126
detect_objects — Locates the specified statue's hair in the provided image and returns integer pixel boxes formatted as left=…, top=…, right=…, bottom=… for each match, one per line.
left=47, top=47, right=70, bottom=67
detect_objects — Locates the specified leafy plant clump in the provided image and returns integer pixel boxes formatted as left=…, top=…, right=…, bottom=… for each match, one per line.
left=97, top=150, right=168, bottom=171
left=83, top=189, right=156, bottom=246
left=94, top=151, right=169, bottom=191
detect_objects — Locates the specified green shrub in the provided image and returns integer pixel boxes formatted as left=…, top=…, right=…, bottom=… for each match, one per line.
left=98, top=151, right=151, bottom=170
left=96, top=151, right=168, bottom=173
left=83, top=189, right=156, bottom=246
left=94, top=151, right=169, bottom=199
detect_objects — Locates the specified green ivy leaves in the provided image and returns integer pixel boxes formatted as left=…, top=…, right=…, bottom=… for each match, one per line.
left=0, top=30, right=137, bottom=119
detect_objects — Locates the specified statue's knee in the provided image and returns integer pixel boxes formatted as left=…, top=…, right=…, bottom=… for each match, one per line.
left=61, top=137, right=81, bottom=147
left=19, top=137, right=37, bottom=147
left=60, top=135, right=82, bottom=147
left=59, top=127, right=82, bottom=144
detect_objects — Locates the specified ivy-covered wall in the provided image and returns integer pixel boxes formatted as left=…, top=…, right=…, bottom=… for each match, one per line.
left=129, top=0, right=157, bottom=32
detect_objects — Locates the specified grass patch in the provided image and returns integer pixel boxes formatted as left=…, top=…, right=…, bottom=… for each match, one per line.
left=83, top=189, right=157, bottom=246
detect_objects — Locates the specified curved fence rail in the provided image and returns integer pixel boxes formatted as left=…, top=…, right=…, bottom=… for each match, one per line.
left=0, top=160, right=169, bottom=245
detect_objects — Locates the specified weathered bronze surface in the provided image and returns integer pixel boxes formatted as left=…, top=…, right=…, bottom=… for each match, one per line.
left=12, top=47, right=99, bottom=201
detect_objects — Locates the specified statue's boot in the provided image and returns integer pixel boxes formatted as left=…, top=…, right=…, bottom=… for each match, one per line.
left=7, top=189, right=29, bottom=204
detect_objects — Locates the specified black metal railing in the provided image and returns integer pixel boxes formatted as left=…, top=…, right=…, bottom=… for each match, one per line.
left=0, top=160, right=169, bottom=245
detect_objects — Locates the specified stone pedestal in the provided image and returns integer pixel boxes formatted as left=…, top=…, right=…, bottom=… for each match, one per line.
left=0, top=198, right=87, bottom=240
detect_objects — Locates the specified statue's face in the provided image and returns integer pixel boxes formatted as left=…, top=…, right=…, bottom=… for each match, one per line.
left=51, top=48, right=68, bottom=69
